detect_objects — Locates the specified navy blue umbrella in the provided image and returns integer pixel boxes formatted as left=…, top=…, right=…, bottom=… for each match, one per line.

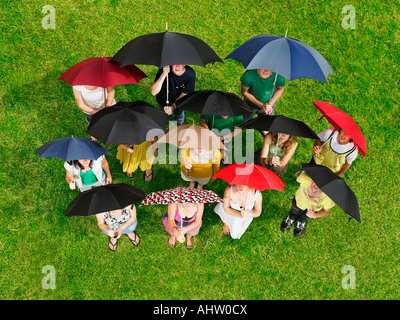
left=34, top=136, right=111, bottom=161
left=226, top=32, right=334, bottom=83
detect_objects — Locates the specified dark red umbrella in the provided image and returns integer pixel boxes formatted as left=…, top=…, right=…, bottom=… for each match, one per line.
left=313, top=101, right=366, bottom=156
left=212, top=163, right=285, bottom=191
left=58, top=56, right=147, bottom=88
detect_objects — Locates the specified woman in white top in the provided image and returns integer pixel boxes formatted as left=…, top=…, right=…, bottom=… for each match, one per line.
left=214, top=184, right=262, bottom=239
left=72, top=85, right=116, bottom=123
left=64, top=156, right=112, bottom=192
left=96, top=204, right=139, bottom=251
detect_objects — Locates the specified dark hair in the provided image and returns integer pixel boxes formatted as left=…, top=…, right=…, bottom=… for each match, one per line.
left=67, top=160, right=93, bottom=170
left=338, top=128, right=354, bottom=143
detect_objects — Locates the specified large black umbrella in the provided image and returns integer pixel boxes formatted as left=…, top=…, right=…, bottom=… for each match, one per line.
left=65, top=183, right=146, bottom=216
left=241, top=114, right=319, bottom=140
left=87, top=101, right=169, bottom=145
left=34, top=136, right=111, bottom=161
left=174, top=90, right=254, bottom=117
left=111, top=28, right=222, bottom=106
left=110, top=30, right=222, bottom=68
left=301, top=163, right=360, bottom=222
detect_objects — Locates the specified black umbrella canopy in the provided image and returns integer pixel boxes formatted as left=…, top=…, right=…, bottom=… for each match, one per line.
left=87, top=101, right=168, bottom=145
left=241, top=114, right=319, bottom=139
left=174, top=90, right=254, bottom=116
left=65, top=184, right=146, bottom=216
left=301, top=164, right=360, bottom=222
left=110, top=31, right=223, bottom=68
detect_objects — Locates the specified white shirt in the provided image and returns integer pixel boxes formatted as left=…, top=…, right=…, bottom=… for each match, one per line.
left=318, top=129, right=358, bottom=164
left=73, top=85, right=107, bottom=110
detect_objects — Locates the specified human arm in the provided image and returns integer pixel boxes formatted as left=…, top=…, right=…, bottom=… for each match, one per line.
left=241, top=84, right=264, bottom=110
left=259, top=133, right=272, bottom=165
left=105, top=86, right=115, bottom=107
left=241, top=191, right=262, bottom=218
left=119, top=144, right=134, bottom=153
left=273, top=139, right=298, bottom=167
left=337, top=161, right=351, bottom=177
left=269, top=86, right=284, bottom=106
left=199, top=117, right=209, bottom=129
left=101, top=157, right=112, bottom=184
left=167, top=204, right=185, bottom=243
left=95, top=213, right=117, bottom=237
left=73, top=88, right=96, bottom=114
left=150, top=66, right=169, bottom=96
left=220, top=127, right=241, bottom=141
left=115, top=206, right=137, bottom=238
left=221, top=186, right=246, bottom=218
left=313, top=139, right=323, bottom=154
left=306, top=208, right=330, bottom=219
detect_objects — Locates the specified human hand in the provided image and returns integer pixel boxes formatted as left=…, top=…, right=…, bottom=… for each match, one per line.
left=175, top=230, right=185, bottom=243
left=263, top=103, right=273, bottom=115
left=164, top=106, right=173, bottom=115
left=185, top=159, right=192, bottom=170
left=127, top=147, right=134, bottom=153
left=271, top=155, right=280, bottom=166
left=162, top=65, right=170, bottom=75
left=210, top=177, right=216, bottom=182
left=306, top=209, right=316, bottom=218
left=108, top=228, right=117, bottom=238
left=241, top=209, right=252, bottom=218
left=90, top=136, right=97, bottom=142
left=106, top=176, right=112, bottom=184
left=69, top=180, right=76, bottom=190
left=313, top=146, right=322, bottom=154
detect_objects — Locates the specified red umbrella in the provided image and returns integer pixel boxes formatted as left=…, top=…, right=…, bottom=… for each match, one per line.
left=212, top=163, right=285, bottom=191
left=58, top=56, right=147, bottom=88
left=313, top=101, right=366, bottom=156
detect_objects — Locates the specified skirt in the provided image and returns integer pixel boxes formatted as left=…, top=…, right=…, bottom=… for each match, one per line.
left=116, top=140, right=155, bottom=173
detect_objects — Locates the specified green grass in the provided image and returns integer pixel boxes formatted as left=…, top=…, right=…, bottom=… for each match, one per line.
left=0, top=0, right=399, bottom=300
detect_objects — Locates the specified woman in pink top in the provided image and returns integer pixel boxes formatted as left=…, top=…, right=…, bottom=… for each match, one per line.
left=162, top=202, right=204, bottom=249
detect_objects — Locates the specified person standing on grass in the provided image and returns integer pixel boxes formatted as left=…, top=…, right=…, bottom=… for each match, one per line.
left=214, top=184, right=262, bottom=239
left=310, top=127, right=358, bottom=176
left=64, top=156, right=112, bottom=192
left=240, top=69, right=285, bottom=123
left=180, top=147, right=222, bottom=189
left=254, top=132, right=298, bottom=177
left=151, top=64, right=196, bottom=125
left=72, top=85, right=116, bottom=123
left=280, top=171, right=335, bottom=237
left=162, top=202, right=204, bottom=249
left=116, top=137, right=158, bottom=182
left=199, top=114, right=243, bottom=165
left=96, top=204, right=140, bottom=251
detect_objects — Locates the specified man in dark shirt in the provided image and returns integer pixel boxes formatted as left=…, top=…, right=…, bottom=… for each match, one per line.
left=151, top=64, right=196, bottom=125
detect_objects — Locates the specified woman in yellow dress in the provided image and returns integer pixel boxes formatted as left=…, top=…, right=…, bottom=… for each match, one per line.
left=116, top=138, right=158, bottom=181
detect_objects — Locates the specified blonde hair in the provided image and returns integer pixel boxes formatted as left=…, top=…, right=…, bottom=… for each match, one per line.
left=270, top=132, right=297, bottom=155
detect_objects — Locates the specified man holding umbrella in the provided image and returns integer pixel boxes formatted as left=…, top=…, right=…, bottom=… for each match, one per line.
left=151, top=64, right=196, bottom=125
left=240, top=69, right=285, bottom=122
left=281, top=164, right=360, bottom=237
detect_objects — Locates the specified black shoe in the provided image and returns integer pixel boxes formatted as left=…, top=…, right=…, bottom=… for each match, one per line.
left=280, top=217, right=294, bottom=231
left=293, top=221, right=306, bottom=237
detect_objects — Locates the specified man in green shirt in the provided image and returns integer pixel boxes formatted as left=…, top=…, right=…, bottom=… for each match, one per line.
left=200, top=114, right=243, bottom=164
left=240, top=69, right=285, bottom=120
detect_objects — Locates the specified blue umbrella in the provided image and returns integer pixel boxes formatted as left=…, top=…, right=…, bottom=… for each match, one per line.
left=226, top=31, right=334, bottom=83
left=34, top=136, right=111, bottom=161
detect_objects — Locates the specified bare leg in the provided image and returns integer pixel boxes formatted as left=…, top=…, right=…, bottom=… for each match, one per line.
left=222, top=223, right=230, bottom=235
left=197, top=184, right=203, bottom=190
left=168, top=235, right=176, bottom=247
left=186, top=234, right=193, bottom=249
left=188, top=182, right=195, bottom=189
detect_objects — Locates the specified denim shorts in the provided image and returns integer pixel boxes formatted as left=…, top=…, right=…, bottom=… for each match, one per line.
left=102, top=219, right=138, bottom=236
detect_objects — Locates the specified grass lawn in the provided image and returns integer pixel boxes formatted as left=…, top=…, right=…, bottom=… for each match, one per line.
left=0, top=0, right=399, bottom=302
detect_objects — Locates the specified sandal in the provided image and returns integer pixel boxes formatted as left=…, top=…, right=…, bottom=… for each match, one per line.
left=144, top=170, right=153, bottom=182
left=108, top=237, right=118, bottom=251
left=127, top=233, right=140, bottom=246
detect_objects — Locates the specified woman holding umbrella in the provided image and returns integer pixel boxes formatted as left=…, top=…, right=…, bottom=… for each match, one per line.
left=73, top=85, right=116, bottom=123
left=64, top=156, right=112, bottom=192
left=214, top=184, right=262, bottom=239
left=162, top=202, right=204, bottom=249
left=96, top=204, right=140, bottom=251
left=254, top=132, right=298, bottom=176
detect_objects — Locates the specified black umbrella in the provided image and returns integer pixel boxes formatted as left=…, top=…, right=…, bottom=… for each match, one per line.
left=241, top=114, right=319, bottom=140
left=110, top=30, right=222, bottom=68
left=174, top=90, right=254, bottom=117
left=87, top=101, right=169, bottom=145
left=65, top=183, right=146, bottom=216
left=111, top=28, right=222, bottom=106
left=301, top=164, right=360, bottom=223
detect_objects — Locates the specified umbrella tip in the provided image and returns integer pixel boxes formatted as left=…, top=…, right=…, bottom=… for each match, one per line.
left=101, top=48, right=104, bottom=57
left=166, top=22, right=168, bottom=31
left=285, top=28, right=288, bottom=37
